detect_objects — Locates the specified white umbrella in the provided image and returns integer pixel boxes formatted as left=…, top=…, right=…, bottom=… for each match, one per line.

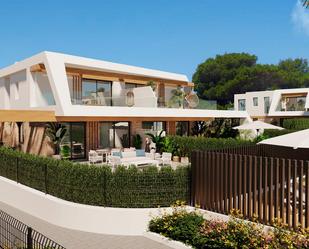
left=233, top=120, right=283, bottom=136
left=258, top=129, right=309, bottom=149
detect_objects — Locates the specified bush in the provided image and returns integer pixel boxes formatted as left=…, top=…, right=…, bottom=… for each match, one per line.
left=163, top=136, right=254, bottom=157
left=282, top=118, right=309, bottom=130
left=149, top=206, right=309, bottom=249
left=0, top=147, right=190, bottom=208
left=263, top=129, right=296, bottom=138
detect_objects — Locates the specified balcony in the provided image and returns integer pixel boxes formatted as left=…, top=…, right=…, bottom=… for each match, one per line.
left=70, top=84, right=217, bottom=110
left=276, top=96, right=306, bottom=112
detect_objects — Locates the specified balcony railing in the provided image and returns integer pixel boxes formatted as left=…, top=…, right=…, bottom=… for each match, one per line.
left=71, top=95, right=217, bottom=110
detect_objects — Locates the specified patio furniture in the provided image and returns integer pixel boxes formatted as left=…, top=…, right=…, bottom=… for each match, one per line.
left=157, top=152, right=172, bottom=166
left=96, top=148, right=110, bottom=163
left=89, top=150, right=103, bottom=164
left=109, top=149, right=160, bottom=168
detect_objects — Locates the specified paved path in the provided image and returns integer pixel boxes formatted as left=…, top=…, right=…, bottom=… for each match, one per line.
left=0, top=201, right=176, bottom=249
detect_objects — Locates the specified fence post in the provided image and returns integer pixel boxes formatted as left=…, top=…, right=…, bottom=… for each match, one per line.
left=16, top=157, right=19, bottom=183
left=44, top=164, right=48, bottom=194
left=27, top=227, right=33, bottom=249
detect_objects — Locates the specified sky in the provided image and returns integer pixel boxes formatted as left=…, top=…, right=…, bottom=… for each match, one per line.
left=0, top=0, right=309, bottom=79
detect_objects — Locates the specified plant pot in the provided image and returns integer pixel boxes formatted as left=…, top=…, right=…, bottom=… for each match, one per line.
left=180, top=157, right=189, bottom=164
left=173, top=156, right=180, bottom=162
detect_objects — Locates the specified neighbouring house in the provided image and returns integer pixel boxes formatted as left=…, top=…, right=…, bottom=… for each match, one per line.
left=234, top=88, right=309, bottom=124
left=0, top=51, right=248, bottom=159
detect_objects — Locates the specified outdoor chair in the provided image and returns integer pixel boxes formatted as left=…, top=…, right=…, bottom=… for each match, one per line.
left=161, top=152, right=172, bottom=166
left=89, top=150, right=103, bottom=164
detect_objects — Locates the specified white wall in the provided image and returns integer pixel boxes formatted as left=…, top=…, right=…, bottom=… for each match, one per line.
left=0, top=77, right=10, bottom=109
left=8, top=70, right=30, bottom=109
left=33, top=72, right=56, bottom=107
left=234, top=91, right=273, bottom=117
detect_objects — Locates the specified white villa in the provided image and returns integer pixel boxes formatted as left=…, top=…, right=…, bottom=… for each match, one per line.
left=0, top=51, right=248, bottom=159
left=234, top=88, right=309, bottom=123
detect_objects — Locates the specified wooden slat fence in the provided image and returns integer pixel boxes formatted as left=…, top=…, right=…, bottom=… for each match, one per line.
left=191, top=150, right=309, bottom=228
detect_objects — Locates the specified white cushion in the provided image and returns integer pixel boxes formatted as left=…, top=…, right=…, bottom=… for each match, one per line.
left=121, top=151, right=137, bottom=158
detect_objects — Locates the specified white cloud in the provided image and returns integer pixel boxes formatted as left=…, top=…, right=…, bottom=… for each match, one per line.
left=292, top=0, right=309, bottom=35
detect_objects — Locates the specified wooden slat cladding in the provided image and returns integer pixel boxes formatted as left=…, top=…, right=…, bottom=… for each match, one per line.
left=191, top=147, right=309, bottom=228
left=86, top=121, right=99, bottom=152
left=72, top=75, right=82, bottom=101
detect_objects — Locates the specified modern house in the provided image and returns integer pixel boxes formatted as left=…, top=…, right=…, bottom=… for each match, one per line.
left=0, top=52, right=248, bottom=159
left=234, top=88, right=309, bottom=123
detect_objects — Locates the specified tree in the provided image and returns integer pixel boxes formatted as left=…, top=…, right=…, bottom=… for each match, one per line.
left=303, top=0, right=309, bottom=8
left=193, top=53, right=309, bottom=109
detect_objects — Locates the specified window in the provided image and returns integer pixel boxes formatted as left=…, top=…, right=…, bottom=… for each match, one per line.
left=82, top=79, right=112, bottom=106
left=142, top=121, right=166, bottom=132
left=238, top=99, right=246, bottom=111
left=264, top=97, right=270, bottom=113
left=253, top=97, right=258, bottom=107
left=99, top=122, right=130, bottom=148
left=176, top=122, right=189, bottom=136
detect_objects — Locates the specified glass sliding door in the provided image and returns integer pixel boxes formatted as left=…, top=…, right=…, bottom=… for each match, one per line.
left=60, top=122, right=86, bottom=159
left=99, top=122, right=130, bottom=148
left=71, top=123, right=86, bottom=159
left=99, top=122, right=114, bottom=148
left=81, top=79, right=112, bottom=106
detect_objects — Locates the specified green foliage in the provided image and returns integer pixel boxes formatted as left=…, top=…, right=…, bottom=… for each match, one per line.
left=146, top=80, right=157, bottom=91
left=168, top=86, right=185, bottom=108
left=60, top=145, right=70, bottom=159
left=163, top=136, right=254, bottom=157
left=282, top=118, right=309, bottom=130
left=145, top=130, right=165, bottom=153
left=132, top=134, right=142, bottom=149
left=263, top=129, right=296, bottom=138
left=149, top=206, right=309, bottom=249
left=44, top=122, right=67, bottom=155
left=0, top=147, right=190, bottom=208
left=193, top=53, right=309, bottom=108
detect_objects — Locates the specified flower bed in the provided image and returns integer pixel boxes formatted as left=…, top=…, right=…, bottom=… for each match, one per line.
left=149, top=203, right=309, bottom=249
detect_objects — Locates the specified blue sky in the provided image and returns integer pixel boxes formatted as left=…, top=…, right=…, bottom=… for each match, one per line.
left=0, top=0, right=308, bottom=79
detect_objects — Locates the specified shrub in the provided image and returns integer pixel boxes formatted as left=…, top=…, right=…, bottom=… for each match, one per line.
left=149, top=206, right=309, bottom=249
left=282, top=118, right=309, bottom=130
left=163, top=136, right=254, bottom=157
left=0, top=147, right=190, bottom=208
left=263, top=129, right=296, bottom=138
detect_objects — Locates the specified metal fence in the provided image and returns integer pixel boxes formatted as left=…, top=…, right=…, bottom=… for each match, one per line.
left=0, top=209, right=65, bottom=249
left=191, top=147, right=309, bottom=229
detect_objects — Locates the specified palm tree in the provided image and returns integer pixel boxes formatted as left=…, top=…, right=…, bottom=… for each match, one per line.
left=303, top=0, right=309, bottom=7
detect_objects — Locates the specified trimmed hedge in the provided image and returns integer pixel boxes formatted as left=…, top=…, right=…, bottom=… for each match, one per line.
left=0, top=147, right=190, bottom=208
left=263, top=129, right=296, bottom=138
left=164, top=136, right=254, bottom=157
left=282, top=118, right=309, bottom=130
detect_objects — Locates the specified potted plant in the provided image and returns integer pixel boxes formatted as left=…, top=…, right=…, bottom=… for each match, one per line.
left=145, top=130, right=165, bottom=153
left=132, top=134, right=142, bottom=149
left=45, top=122, right=68, bottom=159
left=168, top=86, right=185, bottom=108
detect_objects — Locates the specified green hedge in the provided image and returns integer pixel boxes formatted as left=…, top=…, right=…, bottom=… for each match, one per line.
left=163, top=136, right=254, bottom=157
left=263, top=129, right=296, bottom=138
left=282, top=118, right=309, bottom=130
left=0, top=147, right=190, bottom=208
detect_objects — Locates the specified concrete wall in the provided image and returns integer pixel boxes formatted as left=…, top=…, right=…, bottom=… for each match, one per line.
left=234, top=91, right=273, bottom=117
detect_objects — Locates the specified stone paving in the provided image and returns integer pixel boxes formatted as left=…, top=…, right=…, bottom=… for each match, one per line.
left=0, top=201, right=176, bottom=249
